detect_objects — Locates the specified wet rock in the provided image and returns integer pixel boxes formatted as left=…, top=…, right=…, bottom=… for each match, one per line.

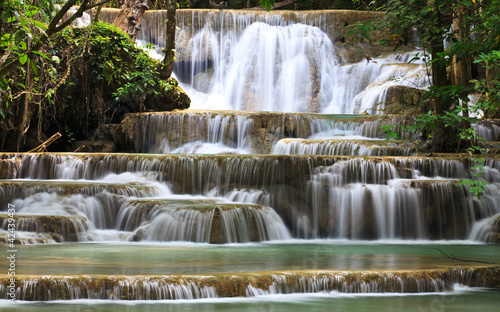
left=0, top=156, right=21, bottom=179
left=144, top=84, right=191, bottom=112
left=492, top=215, right=500, bottom=244
left=0, top=214, right=89, bottom=242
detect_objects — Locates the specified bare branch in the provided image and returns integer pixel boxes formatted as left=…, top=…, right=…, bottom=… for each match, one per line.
left=27, top=132, right=62, bottom=153
left=436, top=248, right=495, bottom=264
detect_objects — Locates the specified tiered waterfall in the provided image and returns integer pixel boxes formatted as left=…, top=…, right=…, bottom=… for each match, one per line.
left=1, top=8, right=499, bottom=310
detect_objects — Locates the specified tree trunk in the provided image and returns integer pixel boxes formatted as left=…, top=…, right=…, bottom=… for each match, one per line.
left=112, top=0, right=149, bottom=42
left=92, top=1, right=106, bottom=23
left=158, top=0, right=176, bottom=79
left=451, top=6, right=473, bottom=148
left=451, top=6, right=472, bottom=92
left=430, top=40, right=449, bottom=115
left=428, top=3, right=456, bottom=152
left=15, top=54, right=33, bottom=151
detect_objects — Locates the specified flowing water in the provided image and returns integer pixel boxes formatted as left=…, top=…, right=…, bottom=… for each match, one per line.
left=1, top=8, right=500, bottom=311
left=131, top=9, right=429, bottom=114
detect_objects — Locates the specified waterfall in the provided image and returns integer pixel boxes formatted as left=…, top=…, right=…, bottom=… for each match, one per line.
left=2, top=10, right=499, bottom=246
left=172, top=15, right=427, bottom=114
left=141, top=112, right=254, bottom=154
left=141, top=208, right=215, bottom=242
left=95, top=9, right=429, bottom=114
left=220, top=206, right=292, bottom=242
left=6, top=153, right=500, bottom=240
left=271, top=139, right=416, bottom=156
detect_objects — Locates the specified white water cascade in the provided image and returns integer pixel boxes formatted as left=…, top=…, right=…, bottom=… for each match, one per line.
left=1, top=10, right=500, bottom=309
left=0, top=9, right=498, bottom=245
left=127, top=10, right=430, bottom=114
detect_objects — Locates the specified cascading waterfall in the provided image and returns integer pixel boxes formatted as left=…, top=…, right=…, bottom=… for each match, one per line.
left=220, top=206, right=292, bottom=242
left=141, top=208, right=215, bottom=242
left=141, top=112, right=254, bottom=154
left=1, top=10, right=500, bottom=308
left=176, top=21, right=427, bottom=114
left=134, top=111, right=392, bottom=155
left=1, top=268, right=493, bottom=301
left=271, top=139, right=416, bottom=156
left=1, top=10, right=499, bottom=245
left=106, top=9, right=430, bottom=114
left=4, top=153, right=499, bottom=241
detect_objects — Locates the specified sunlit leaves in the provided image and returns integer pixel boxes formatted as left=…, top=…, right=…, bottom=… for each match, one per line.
left=259, top=0, right=275, bottom=11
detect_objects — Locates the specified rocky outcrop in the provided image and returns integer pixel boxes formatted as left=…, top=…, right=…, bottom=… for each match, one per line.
left=383, top=85, right=433, bottom=115
left=144, top=84, right=191, bottom=112
left=0, top=156, right=21, bottom=179
left=73, top=83, right=190, bottom=153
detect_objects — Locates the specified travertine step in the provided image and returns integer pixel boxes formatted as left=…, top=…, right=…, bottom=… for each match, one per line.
left=271, top=138, right=417, bottom=156
left=0, top=267, right=498, bottom=300
left=0, top=214, right=90, bottom=242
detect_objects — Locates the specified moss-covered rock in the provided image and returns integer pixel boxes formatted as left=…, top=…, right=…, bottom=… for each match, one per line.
left=383, top=85, right=433, bottom=115
left=144, top=80, right=191, bottom=112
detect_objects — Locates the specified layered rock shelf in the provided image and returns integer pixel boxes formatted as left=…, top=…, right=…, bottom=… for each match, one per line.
left=1, top=267, right=498, bottom=300
left=2, top=7, right=500, bottom=308
left=1, top=152, right=499, bottom=241
left=0, top=214, right=89, bottom=243
left=90, top=111, right=500, bottom=154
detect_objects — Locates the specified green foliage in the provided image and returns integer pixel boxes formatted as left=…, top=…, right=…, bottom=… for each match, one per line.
left=0, top=0, right=40, bottom=116
left=259, top=0, right=275, bottom=11
left=458, top=159, right=488, bottom=199
left=381, top=123, right=403, bottom=140
left=53, top=21, right=178, bottom=131
left=177, top=0, right=193, bottom=8
left=367, top=0, right=499, bottom=147
left=366, top=0, right=500, bottom=197
left=472, top=50, right=500, bottom=118
left=345, top=21, right=380, bottom=44
left=0, top=0, right=73, bottom=124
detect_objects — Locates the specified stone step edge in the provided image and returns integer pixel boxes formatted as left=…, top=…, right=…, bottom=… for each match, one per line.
left=2, top=152, right=499, bottom=160
left=1, top=267, right=498, bottom=300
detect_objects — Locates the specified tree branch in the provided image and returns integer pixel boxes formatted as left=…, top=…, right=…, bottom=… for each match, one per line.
left=0, top=0, right=111, bottom=78
left=436, top=248, right=495, bottom=264
left=27, top=132, right=62, bottom=153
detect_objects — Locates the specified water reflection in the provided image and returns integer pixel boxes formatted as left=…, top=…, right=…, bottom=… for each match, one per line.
left=3, top=242, right=498, bottom=275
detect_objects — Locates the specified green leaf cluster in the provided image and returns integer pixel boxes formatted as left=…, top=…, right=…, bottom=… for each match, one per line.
left=259, top=0, right=275, bottom=11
